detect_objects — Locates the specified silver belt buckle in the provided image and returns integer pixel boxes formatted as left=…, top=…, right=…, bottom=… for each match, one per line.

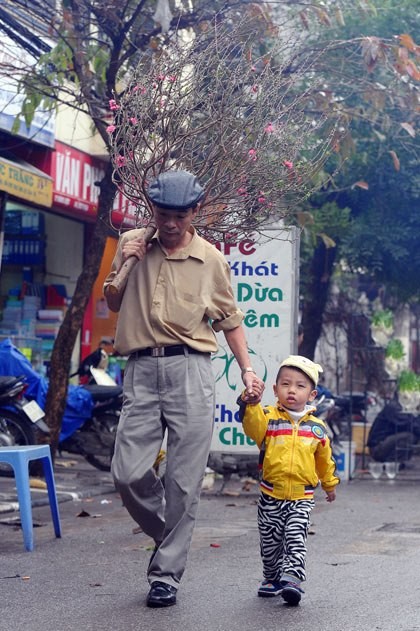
left=151, top=347, right=165, bottom=357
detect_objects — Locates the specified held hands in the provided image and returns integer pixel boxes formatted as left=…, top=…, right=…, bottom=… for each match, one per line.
left=242, top=371, right=265, bottom=403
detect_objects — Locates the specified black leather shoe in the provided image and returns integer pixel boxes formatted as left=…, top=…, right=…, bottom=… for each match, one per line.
left=147, top=581, right=177, bottom=608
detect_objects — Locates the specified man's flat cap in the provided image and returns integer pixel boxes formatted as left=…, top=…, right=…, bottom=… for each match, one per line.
left=147, top=170, right=204, bottom=210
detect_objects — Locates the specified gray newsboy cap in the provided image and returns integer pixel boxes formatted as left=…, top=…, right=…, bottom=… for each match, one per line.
left=147, top=170, right=204, bottom=210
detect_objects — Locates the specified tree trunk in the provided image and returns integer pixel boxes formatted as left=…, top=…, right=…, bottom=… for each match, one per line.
left=44, top=163, right=116, bottom=456
left=299, top=238, right=336, bottom=360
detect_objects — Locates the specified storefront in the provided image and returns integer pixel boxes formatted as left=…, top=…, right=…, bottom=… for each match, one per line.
left=49, top=141, right=127, bottom=359
left=0, top=147, right=85, bottom=371
left=0, top=139, right=135, bottom=375
left=0, top=36, right=133, bottom=371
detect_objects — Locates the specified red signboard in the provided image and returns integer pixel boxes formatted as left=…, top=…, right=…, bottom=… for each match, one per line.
left=51, top=142, right=136, bottom=227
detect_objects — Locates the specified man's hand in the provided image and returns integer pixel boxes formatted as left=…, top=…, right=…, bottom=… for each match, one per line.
left=242, top=371, right=265, bottom=402
left=122, top=238, right=149, bottom=261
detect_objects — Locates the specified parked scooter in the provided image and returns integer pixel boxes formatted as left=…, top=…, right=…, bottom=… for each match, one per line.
left=59, top=343, right=123, bottom=470
left=57, top=383, right=122, bottom=471
left=325, top=390, right=380, bottom=441
left=0, top=338, right=122, bottom=473
left=0, top=374, right=51, bottom=475
left=313, top=393, right=342, bottom=456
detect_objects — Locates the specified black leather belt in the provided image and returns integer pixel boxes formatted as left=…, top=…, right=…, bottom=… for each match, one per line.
left=132, top=344, right=206, bottom=358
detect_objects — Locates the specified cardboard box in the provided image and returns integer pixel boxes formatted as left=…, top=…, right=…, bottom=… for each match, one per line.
left=352, top=422, right=371, bottom=454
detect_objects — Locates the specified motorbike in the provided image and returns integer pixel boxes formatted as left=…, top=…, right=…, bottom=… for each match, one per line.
left=324, top=390, right=380, bottom=442
left=0, top=374, right=51, bottom=475
left=0, top=338, right=122, bottom=473
left=57, top=381, right=122, bottom=471
left=312, top=393, right=342, bottom=455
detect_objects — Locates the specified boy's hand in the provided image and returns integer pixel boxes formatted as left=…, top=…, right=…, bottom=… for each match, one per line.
left=325, top=490, right=336, bottom=503
left=241, top=390, right=263, bottom=404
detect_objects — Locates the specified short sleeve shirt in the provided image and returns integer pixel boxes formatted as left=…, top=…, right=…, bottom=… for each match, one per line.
left=103, top=227, right=244, bottom=355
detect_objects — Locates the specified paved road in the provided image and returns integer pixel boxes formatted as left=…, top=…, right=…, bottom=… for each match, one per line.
left=1, top=458, right=420, bottom=631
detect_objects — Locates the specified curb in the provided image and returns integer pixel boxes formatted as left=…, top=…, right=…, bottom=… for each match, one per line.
left=0, top=483, right=116, bottom=515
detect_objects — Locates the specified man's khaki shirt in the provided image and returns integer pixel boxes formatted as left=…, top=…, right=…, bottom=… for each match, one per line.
left=103, top=227, right=244, bottom=356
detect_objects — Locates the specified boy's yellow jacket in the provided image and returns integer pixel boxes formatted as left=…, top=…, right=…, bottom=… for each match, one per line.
left=238, top=399, right=340, bottom=501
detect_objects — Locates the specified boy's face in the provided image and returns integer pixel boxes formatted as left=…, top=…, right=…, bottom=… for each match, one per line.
left=274, top=366, right=317, bottom=412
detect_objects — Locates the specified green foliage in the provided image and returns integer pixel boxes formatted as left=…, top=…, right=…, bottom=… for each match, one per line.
left=300, top=0, right=420, bottom=305
left=398, top=369, right=420, bottom=392
left=371, top=309, right=394, bottom=328
left=385, top=338, right=405, bottom=359
left=298, top=201, right=351, bottom=258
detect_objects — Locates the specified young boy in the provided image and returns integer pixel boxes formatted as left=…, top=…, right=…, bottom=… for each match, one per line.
left=238, top=355, right=339, bottom=606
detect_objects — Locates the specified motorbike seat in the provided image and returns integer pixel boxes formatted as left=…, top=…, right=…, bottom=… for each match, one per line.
left=0, top=375, right=25, bottom=397
left=82, top=384, right=123, bottom=401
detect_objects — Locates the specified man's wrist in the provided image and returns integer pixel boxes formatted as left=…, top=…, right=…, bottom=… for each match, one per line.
left=241, top=366, right=256, bottom=378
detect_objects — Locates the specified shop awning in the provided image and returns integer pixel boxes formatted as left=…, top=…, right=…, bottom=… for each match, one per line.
left=0, top=154, right=53, bottom=208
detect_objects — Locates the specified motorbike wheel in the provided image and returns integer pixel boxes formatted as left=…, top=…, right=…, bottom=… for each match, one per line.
left=0, top=409, right=37, bottom=476
left=84, top=413, right=118, bottom=472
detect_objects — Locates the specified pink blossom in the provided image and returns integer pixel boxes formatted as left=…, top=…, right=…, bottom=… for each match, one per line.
left=168, top=75, right=177, bottom=82
left=132, top=85, right=147, bottom=95
left=248, top=149, right=257, bottom=161
left=251, top=85, right=259, bottom=93
left=157, top=74, right=166, bottom=81
left=264, top=123, right=274, bottom=133
left=283, top=160, right=294, bottom=169
left=106, top=124, right=116, bottom=134
left=258, top=196, right=266, bottom=203
left=129, top=117, right=138, bottom=125
left=115, top=155, right=126, bottom=168
left=237, top=187, right=248, bottom=196
left=109, top=99, right=119, bottom=111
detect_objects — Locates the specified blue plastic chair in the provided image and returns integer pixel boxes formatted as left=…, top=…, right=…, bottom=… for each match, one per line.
left=0, top=445, right=62, bottom=551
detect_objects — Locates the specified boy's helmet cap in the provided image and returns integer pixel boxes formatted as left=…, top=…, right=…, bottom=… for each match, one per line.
left=147, top=170, right=204, bottom=210
left=279, top=355, right=323, bottom=387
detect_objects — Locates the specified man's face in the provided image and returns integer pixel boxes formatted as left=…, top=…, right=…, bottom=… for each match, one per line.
left=153, top=206, right=198, bottom=249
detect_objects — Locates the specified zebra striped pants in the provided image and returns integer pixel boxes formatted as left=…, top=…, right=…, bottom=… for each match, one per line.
left=257, top=492, right=314, bottom=585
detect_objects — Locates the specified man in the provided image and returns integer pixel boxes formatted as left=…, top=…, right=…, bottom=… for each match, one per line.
left=104, top=170, right=264, bottom=608
left=367, top=396, right=420, bottom=464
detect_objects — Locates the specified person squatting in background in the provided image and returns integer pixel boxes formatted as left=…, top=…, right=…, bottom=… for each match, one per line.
left=238, top=355, right=340, bottom=606
left=104, top=170, right=264, bottom=608
left=367, top=394, right=420, bottom=465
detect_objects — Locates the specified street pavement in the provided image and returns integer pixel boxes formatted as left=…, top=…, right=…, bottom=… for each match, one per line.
left=1, top=455, right=420, bottom=631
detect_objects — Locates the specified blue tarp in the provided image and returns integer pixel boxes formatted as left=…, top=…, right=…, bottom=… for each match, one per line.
left=0, top=338, right=93, bottom=440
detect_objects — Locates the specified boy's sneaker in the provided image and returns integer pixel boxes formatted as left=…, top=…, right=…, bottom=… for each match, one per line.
left=257, top=579, right=284, bottom=597
left=281, top=581, right=303, bottom=606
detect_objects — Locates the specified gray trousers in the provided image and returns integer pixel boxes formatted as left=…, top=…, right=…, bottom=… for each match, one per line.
left=111, top=351, right=215, bottom=588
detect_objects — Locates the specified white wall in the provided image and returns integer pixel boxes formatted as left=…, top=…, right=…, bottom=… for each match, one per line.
left=43, top=212, right=84, bottom=296
left=55, top=99, right=108, bottom=158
